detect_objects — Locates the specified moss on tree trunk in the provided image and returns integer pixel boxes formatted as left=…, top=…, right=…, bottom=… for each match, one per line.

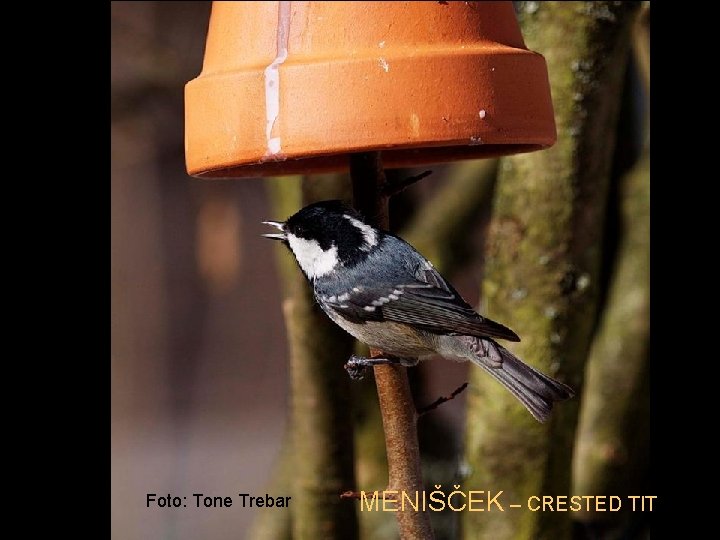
left=462, top=3, right=640, bottom=539
left=572, top=6, right=650, bottom=527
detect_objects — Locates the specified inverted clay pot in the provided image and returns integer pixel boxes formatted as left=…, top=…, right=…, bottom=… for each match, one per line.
left=185, top=1, right=556, bottom=178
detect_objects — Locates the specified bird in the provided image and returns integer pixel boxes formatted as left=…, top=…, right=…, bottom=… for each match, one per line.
left=263, top=200, right=574, bottom=422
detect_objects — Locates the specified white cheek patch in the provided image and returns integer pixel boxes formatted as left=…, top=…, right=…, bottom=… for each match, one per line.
left=287, top=233, right=339, bottom=279
left=343, top=215, right=378, bottom=251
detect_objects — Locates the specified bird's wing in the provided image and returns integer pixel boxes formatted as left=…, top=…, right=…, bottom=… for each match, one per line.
left=322, top=264, right=520, bottom=342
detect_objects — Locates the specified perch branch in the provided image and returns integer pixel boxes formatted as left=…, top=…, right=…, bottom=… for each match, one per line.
left=352, top=159, right=497, bottom=540
left=350, top=152, right=434, bottom=540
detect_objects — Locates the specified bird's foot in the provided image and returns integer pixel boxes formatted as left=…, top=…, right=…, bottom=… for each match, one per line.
left=344, top=355, right=418, bottom=380
left=345, top=355, right=396, bottom=379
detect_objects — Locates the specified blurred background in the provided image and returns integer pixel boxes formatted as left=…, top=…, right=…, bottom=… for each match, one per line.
left=111, top=2, right=650, bottom=539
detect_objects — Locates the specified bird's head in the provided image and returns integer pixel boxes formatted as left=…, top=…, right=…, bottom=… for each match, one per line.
left=263, top=200, right=381, bottom=280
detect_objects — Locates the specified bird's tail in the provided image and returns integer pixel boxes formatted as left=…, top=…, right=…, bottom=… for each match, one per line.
left=465, top=337, right=575, bottom=423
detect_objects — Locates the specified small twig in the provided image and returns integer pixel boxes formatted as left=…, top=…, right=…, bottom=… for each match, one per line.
left=340, top=490, right=398, bottom=501
left=382, top=170, right=433, bottom=198
left=417, top=382, right=469, bottom=417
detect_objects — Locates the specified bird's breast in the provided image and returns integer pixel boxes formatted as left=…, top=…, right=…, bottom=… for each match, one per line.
left=321, top=304, right=436, bottom=357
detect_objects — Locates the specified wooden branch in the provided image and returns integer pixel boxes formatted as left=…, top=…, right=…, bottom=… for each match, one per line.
left=417, top=382, right=468, bottom=417
left=382, top=169, right=433, bottom=198
left=340, top=490, right=398, bottom=501
left=350, top=152, right=434, bottom=540
left=353, top=159, right=497, bottom=540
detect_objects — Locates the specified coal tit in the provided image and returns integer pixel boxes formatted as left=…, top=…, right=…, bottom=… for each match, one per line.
left=263, top=200, right=574, bottom=422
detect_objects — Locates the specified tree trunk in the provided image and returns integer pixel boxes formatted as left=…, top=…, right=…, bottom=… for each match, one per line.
left=572, top=154, right=649, bottom=518
left=264, top=175, right=359, bottom=540
left=572, top=5, right=650, bottom=528
left=463, top=3, right=640, bottom=539
left=246, top=430, right=294, bottom=540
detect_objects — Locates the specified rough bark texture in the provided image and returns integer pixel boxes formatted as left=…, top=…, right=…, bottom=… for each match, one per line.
left=351, top=152, right=435, bottom=540
left=571, top=6, right=650, bottom=527
left=571, top=154, right=649, bottom=517
left=285, top=288, right=358, bottom=540
left=463, top=3, right=640, bottom=540
left=354, top=357, right=394, bottom=540
left=264, top=175, right=359, bottom=540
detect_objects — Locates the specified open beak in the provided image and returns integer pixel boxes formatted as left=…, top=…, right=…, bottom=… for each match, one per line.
left=262, top=220, right=287, bottom=241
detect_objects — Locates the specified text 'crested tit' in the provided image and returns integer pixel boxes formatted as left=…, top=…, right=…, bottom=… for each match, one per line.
left=263, top=200, right=574, bottom=422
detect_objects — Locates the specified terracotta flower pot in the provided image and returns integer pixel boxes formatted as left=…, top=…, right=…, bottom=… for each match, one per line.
left=185, top=1, right=556, bottom=178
